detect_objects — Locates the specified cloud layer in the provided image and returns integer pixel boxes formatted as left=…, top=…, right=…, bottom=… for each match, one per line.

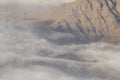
left=0, top=0, right=75, bottom=6
left=0, top=20, right=120, bottom=80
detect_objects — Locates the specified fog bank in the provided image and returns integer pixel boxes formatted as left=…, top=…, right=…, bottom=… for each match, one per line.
left=0, top=21, right=120, bottom=80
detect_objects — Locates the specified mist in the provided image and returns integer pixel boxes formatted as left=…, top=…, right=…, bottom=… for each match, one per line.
left=0, top=0, right=75, bottom=7
left=0, top=20, right=120, bottom=80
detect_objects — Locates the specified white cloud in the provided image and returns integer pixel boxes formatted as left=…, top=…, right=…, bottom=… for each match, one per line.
left=0, top=66, right=79, bottom=80
left=0, top=0, right=75, bottom=6
left=0, top=21, right=120, bottom=80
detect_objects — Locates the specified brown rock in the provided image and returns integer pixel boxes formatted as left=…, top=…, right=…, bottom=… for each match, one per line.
left=51, top=0, right=120, bottom=43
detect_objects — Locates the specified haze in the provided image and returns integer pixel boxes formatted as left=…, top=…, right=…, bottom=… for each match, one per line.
left=0, top=0, right=75, bottom=6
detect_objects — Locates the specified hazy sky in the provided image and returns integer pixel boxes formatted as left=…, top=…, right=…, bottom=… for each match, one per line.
left=0, top=0, right=75, bottom=6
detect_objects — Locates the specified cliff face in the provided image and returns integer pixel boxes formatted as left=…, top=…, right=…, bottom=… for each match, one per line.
left=51, top=0, right=120, bottom=43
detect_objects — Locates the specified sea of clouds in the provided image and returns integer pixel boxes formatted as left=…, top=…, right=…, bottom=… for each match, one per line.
left=0, top=20, right=120, bottom=80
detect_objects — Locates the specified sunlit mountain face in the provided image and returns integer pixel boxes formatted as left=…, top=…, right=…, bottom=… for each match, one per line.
left=0, top=0, right=120, bottom=80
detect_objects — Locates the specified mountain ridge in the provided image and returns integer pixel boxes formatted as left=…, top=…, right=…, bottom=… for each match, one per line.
left=51, top=0, right=120, bottom=43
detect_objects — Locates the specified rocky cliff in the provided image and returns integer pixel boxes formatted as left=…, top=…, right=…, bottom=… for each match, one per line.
left=51, top=0, right=120, bottom=43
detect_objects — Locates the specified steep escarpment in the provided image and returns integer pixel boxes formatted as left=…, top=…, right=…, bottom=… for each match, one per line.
left=51, top=0, right=120, bottom=43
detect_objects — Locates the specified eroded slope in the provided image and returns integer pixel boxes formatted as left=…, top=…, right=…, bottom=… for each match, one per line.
left=52, top=0, right=120, bottom=43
